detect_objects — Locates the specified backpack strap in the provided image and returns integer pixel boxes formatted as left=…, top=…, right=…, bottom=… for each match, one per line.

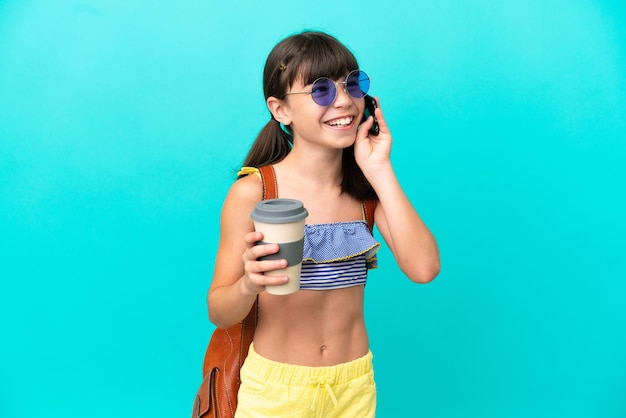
left=258, top=166, right=278, bottom=200
left=363, top=199, right=376, bottom=233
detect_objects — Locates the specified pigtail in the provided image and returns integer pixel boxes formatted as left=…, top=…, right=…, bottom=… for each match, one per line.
left=240, top=119, right=292, bottom=174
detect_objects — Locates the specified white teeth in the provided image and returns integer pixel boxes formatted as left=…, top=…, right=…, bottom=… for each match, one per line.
left=327, top=117, right=353, bottom=127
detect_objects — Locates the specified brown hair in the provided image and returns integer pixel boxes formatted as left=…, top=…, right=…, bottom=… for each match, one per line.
left=241, top=30, right=377, bottom=202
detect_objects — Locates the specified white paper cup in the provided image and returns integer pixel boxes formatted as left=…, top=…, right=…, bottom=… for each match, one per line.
left=251, top=199, right=308, bottom=295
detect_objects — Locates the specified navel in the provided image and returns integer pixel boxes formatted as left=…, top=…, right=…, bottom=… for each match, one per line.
left=320, top=344, right=327, bottom=353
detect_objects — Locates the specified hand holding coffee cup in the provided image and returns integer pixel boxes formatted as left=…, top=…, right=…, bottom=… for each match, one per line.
left=251, top=199, right=308, bottom=295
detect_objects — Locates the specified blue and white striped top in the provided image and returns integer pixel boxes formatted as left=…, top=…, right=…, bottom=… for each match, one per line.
left=300, top=220, right=380, bottom=291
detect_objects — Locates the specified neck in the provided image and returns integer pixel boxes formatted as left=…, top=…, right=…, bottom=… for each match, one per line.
left=277, top=147, right=344, bottom=188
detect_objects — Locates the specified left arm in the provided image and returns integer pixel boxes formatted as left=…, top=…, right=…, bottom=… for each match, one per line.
left=355, top=98, right=440, bottom=283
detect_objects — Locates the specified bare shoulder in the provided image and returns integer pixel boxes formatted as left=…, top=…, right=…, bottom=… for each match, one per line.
left=222, top=174, right=264, bottom=217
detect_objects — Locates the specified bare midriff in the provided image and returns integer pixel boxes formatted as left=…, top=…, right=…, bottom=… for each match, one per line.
left=252, top=285, right=369, bottom=367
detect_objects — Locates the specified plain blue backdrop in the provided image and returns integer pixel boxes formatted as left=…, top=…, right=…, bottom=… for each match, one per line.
left=1, top=1, right=625, bottom=417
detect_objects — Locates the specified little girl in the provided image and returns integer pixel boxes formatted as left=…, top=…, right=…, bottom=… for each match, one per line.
left=207, top=30, right=440, bottom=417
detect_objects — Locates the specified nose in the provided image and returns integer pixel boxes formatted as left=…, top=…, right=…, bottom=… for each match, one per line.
left=332, top=81, right=352, bottom=107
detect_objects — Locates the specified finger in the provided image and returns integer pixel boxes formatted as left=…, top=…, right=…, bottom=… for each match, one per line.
left=243, top=241, right=275, bottom=272
left=245, top=230, right=264, bottom=247
left=356, top=115, right=374, bottom=142
left=243, top=257, right=287, bottom=292
left=245, top=258, right=289, bottom=289
left=247, top=260, right=289, bottom=279
left=260, top=272, right=290, bottom=287
left=257, top=257, right=288, bottom=271
left=249, top=242, right=280, bottom=259
left=244, top=242, right=287, bottom=272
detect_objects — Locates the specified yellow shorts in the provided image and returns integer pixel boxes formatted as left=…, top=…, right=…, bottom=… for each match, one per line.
left=235, top=343, right=377, bottom=418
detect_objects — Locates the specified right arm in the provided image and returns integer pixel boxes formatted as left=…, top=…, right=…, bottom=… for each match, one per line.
left=207, top=175, right=288, bottom=328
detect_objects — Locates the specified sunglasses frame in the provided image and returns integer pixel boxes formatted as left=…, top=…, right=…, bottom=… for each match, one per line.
left=284, top=69, right=370, bottom=106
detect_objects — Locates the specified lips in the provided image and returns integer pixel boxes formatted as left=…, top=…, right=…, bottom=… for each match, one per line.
left=325, top=116, right=354, bottom=127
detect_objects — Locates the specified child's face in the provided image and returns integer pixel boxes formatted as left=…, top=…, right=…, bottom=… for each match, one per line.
left=284, top=74, right=366, bottom=149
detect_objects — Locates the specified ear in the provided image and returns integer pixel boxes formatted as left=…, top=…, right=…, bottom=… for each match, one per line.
left=267, top=96, right=292, bottom=125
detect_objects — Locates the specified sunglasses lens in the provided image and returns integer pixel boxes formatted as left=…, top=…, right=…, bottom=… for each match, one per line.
left=310, top=78, right=336, bottom=106
left=346, top=70, right=370, bottom=98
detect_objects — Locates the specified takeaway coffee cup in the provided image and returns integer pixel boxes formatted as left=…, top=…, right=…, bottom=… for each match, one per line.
left=251, top=198, right=309, bottom=295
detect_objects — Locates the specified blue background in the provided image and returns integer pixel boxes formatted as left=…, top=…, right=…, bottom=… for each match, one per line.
left=1, top=1, right=625, bottom=417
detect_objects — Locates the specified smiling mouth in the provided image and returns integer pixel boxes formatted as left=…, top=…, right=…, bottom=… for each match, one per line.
left=325, top=116, right=354, bottom=127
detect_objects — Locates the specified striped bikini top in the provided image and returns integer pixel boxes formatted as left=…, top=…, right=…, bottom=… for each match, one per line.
left=238, top=166, right=380, bottom=291
left=301, top=221, right=380, bottom=290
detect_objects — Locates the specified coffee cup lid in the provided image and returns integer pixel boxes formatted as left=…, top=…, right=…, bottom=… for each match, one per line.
left=251, top=198, right=309, bottom=224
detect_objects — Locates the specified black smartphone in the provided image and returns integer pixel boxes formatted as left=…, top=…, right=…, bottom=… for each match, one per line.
left=361, top=94, right=379, bottom=136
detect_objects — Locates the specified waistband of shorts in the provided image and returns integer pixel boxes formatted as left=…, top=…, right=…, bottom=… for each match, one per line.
left=245, top=343, right=373, bottom=387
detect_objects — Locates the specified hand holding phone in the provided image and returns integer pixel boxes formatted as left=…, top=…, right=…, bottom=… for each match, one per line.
left=361, top=95, right=379, bottom=136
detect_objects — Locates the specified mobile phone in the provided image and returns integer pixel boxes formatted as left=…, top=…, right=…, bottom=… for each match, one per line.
left=361, top=94, right=379, bottom=136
